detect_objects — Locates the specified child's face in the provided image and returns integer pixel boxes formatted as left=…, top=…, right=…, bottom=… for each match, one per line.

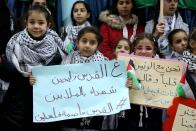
left=163, top=0, right=178, bottom=16
left=73, top=3, right=90, bottom=25
left=190, top=40, right=196, bottom=55
left=115, top=40, right=130, bottom=54
left=26, top=11, right=48, bottom=38
left=32, top=0, right=47, bottom=6
left=171, top=32, right=187, bottom=54
left=77, top=32, right=98, bottom=57
left=117, top=0, right=133, bottom=19
left=134, top=38, right=155, bottom=57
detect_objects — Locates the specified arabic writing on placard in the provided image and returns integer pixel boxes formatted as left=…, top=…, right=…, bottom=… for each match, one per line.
left=32, top=60, right=130, bottom=122
left=117, top=54, right=186, bottom=108
left=172, top=104, right=196, bottom=131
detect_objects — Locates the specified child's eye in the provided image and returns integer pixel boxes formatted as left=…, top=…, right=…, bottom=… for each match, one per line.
left=116, top=45, right=122, bottom=49
left=73, top=9, right=78, bottom=13
left=81, top=39, right=87, bottom=43
left=176, top=40, right=182, bottom=44
left=38, top=22, right=45, bottom=25
left=89, top=40, right=97, bottom=46
left=146, top=47, right=153, bottom=50
left=29, top=21, right=35, bottom=24
left=136, top=47, right=142, bottom=50
left=125, top=46, right=130, bottom=51
left=81, top=9, right=87, bottom=13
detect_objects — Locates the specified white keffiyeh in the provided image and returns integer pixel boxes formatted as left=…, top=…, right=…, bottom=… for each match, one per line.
left=6, top=29, right=66, bottom=76
left=63, top=50, right=108, bottom=64
left=145, top=13, right=189, bottom=57
left=65, top=21, right=91, bottom=49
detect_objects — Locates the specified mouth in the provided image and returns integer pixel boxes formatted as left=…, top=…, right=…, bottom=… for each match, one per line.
left=119, top=51, right=125, bottom=53
left=169, top=8, right=176, bottom=11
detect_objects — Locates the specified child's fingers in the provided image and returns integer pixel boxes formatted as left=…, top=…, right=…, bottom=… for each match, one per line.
left=29, top=74, right=36, bottom=86
left=126, top=78, right=133, bottom=89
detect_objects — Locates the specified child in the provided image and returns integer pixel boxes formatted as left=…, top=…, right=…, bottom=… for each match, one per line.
left=6, top=5, right=71, bottom=77
left=30, top=27, right=118, bottom=130
left=29, top=0, right=56, bottom=30
left=63, top=26, right=107, bottom=64
left=180, top=28, right=196, bottom=99
left=61, top=1, right=91, bottom=50
left=16, top=0, right=56, bottom=32
left=167, top=29, right=188, bottom=59
left=63, top=26, right=112, bottom=131
left=114, top=37, right=132, bottom=57
left=118, top=33, right=163, bottom=131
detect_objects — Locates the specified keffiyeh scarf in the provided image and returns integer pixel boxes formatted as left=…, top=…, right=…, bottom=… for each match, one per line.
left=6, top=29, right=64, bottom=76
left=63, top=50, right=108, bottom=64
left=181, top=50, right=196, bottom=73
left=65, top=21, right=91, bottom=48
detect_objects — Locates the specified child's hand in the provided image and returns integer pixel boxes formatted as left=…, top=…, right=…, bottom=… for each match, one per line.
left=29, top=74, right=36, bottom=86
left=154, top=22, right=165, bottom=38
left=126, top=77, right=133, bottom=89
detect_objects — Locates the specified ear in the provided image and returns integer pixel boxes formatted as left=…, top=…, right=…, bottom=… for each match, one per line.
left=87, top=13, right=90, bottom=19
left=189, top=40, right=194, bottom=48
left=48, top=22, right=52, bottom=28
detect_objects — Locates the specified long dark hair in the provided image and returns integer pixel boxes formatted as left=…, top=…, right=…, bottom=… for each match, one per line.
left=71, top=1, right=91, bottom=26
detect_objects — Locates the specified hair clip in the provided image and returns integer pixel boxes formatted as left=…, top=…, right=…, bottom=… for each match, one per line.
left=45, top=7, right=51, bottom=16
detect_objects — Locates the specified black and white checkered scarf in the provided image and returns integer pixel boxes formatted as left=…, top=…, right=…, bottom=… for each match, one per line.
left=63, top=50, right=108, bottom=64
left=65, top=21, right=91, bottom=49
left=181, top=50, right=196, bottom=73
left=6, top=29, right=65, bottom=77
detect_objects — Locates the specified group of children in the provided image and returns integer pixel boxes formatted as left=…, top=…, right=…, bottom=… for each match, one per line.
left=0, top=0, right=196, bottom=130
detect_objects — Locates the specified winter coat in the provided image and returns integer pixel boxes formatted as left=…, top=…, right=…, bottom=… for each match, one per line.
left=99, top=10, right=144, bottom=60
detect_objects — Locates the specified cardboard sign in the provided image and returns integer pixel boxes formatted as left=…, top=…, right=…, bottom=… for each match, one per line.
left=118, top=53, right=187, bottom=108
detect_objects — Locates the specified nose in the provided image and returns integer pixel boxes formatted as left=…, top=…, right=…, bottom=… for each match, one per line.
left=122, top=3, right=127, bottom=8
left=85, top=42, right=90, bottom=48
left=34, top=23, right=39, bottom=28
left=77, top=11, right=81, bottom=15
left=140, top=49, right=147, bottom=53
left=181, top=40, right=187, bottom=46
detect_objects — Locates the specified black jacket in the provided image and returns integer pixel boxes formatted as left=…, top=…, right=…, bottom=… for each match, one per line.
left=0, top=56, right=32, bottom=130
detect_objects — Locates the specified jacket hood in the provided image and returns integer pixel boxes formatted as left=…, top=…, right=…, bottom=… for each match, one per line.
left=99, top=10, right=138, bottom=30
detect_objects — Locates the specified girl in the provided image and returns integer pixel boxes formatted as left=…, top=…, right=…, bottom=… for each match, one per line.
left=30, top=27, right=117, bottom=130
left=167, top=29, right=188, bottom=59
left=99, top=0, right=144, bottom=60
left=6, top=5, right=71, bottom=77
left=63, top=26, right=107, bottom=64
left=114, top=37, right=132, bottom=57
left=62, top=1, right=91, bottom=50
left=118, top=33, right=163, bottom=131
left=180, top=28, right=196, bottom=99
left=166, top=29, right=194, bottom=99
